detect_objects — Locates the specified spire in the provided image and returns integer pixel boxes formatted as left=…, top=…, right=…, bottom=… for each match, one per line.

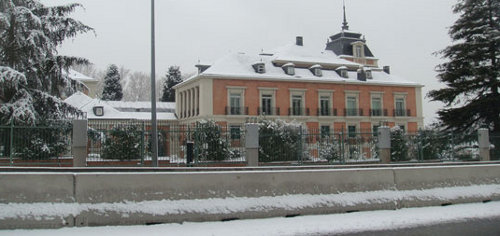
left=342, top=0, right=349, bottom=31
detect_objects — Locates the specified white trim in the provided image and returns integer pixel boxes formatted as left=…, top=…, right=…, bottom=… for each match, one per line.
left=289, top=88, right=308, bottom=92
left=226, top=86, right=247, bottom=90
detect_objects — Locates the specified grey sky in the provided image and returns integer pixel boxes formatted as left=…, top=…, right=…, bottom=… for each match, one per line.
left=42, top=0, right=458, bottom=124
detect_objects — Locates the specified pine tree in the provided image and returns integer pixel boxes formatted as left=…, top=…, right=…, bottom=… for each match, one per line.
left=160, top=66, right=182, bottom=102
left=101, top=64, right=123, bottom=101
left=0, top=0, right=93, bottom=125
left=428, top=0, right=500, bottom=135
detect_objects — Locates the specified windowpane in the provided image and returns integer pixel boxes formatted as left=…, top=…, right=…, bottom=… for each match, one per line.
left=347, top=96, right=357, bottom=116
left=321, top=126, right=330, bottom=138
left=230, top=126, right=241, bottom=140
left=230, top=93, right=241, bottom=115
left=292, top=95, right=302, bottom=115
left=320, top=96, right=330, bottom=116
left=348, top=125, right=356, bottom=138
left=261, top=94, right=272, bottom=115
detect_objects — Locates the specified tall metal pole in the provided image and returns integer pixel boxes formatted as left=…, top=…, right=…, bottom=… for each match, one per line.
left=150, top=0, right=158, bottom=167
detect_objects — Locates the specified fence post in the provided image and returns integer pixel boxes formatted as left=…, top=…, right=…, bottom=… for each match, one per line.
left=72, top=119, right=88, bottom=167
left=245, top=123, right=259, bottom=166
left=478, top=128, right=490, bottom=161
left=378, top=126, right=391, bottom=164
left=9, top=120, right=14, bottom=166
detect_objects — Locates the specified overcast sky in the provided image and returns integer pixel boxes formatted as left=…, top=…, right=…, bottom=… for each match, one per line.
left=42, top=0, right=458, bottom=125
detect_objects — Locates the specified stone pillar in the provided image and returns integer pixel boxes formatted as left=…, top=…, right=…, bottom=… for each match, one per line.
left=478, top=128, right=490, bottom=161
left=378, top=126, right=391, bottom=164
left=245, top=124, right=259, bottom=167
left=72, top=119, right=88, bottom=167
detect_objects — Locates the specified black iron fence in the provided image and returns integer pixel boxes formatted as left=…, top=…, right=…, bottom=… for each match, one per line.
left=0, top=120, right=73, bottom=166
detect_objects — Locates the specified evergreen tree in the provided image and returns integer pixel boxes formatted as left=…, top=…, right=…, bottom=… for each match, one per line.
left=0, top=0, right=93, bottom=125
left=160, top=66, right=182, bottom=102
left=428, top=0, right=500, bottom=135
left=101, top=64, right=123, bottom=101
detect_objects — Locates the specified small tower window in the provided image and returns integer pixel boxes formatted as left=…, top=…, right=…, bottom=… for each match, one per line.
left=282, top=63, right=295, bottom=76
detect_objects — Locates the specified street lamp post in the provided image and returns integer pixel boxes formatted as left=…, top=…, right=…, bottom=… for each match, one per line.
left=150, top=0, right=158, bottom=167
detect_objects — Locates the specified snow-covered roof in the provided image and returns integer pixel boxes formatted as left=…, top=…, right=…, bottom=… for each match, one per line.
left=64, top=92, right=176, bottom=120
left=106, top=101, right=175, bottom=112
left=65, top=69, right=98, bottom=82
left=179, top=43, right=421, bottom=87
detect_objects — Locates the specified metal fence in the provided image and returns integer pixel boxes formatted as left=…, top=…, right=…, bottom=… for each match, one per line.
left=259, top=128, right=378, bottom=165
left=392, top=131, right=479, bottom=162
left=87, top=121, right=246, bottom=167
left=0, top=120, right=73, bottom=166
left=0, top=119, right=492, bottom=167
left=491, top=133, right=500, bottom=160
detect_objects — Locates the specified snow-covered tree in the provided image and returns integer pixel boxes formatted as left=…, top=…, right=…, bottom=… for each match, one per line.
left=123, top=71, right=150, bottom=101
left=0, top=0, right=93, bottom=125
left=160, top=66, right=182, bottom=102
left=193, top=120, right=231, bottom=161
left=428, top=0, right=500, bottom=135
left=101, top=64, right=123, bottom=101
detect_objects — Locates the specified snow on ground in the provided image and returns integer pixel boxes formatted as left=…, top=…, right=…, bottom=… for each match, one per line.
left=1, top=184, right=499, bottom=222
left=2, top=201, right=500, bottom=236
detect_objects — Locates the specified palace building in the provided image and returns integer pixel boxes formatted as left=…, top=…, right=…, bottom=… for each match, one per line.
left=173, top=15, right=424, bottom=136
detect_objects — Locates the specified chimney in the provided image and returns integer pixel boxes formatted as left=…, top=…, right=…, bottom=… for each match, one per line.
left=383, top=66, right=390, bottom=74
left=357, top=69, right=366, bottom=81
left=296, top=36, right=303, bottom=46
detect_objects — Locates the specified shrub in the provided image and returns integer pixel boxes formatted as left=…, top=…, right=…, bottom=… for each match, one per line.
left=101, top=125, right=142, bottom=160
left=193, top=120, right=231, bottom=161
left=258, top=119, right=303, bottom=162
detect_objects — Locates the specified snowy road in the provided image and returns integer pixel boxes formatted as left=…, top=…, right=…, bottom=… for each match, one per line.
left=2, top=201, right=500, bottom=236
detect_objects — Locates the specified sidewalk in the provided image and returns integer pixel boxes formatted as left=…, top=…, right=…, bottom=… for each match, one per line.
left=2, top=201, right=500, bottom=236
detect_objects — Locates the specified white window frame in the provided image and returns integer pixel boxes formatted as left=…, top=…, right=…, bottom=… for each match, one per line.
left=318, top=90, right=333, bottom=116
left=370, top=92, right=384, bottom=116
left=226, top=86, right=246, bottom=115
left=393, top=93, right=407, bottom=117
left=259, top=87, right=277, bottom=116
left=345, top=91, right=360, bottom=116
left=289, top=89, right=306, bottom=116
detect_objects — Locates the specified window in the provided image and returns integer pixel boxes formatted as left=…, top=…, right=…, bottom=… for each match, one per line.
left=348, top=125, right=356, bottom=138
left=285, top=66, right=295, bottom=75
left=292, top=95, right=303, bottom=115
left=346, top=96, right=358, bottom=116
left=366, top=70, right=372, bottom=79
left=93, top=106, right=104, bottom=116
left=320, top=96, right=330, bottom=116
left=313, top=68, right=322, bottom=77
left=230, top=93, right=241, bottom=115
left=321, top=125, right=330, bottom=138
left=230, top=126, right=241, bottom=140
left=355, top=45, right=363, bottom=57
left=261, top=94, right=273, bottom=115
left=373, top=125, right=380, bottom=136
left=341, top=70, right=348, bottom=78
left=253, top=63, right=265, bottom=73
left=371, top=97, right=382, bottom=116
left=395, top=97, right=406, bottom=116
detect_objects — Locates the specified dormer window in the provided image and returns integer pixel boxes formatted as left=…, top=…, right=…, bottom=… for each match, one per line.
left=282, top=63, right=295, bottom=76
left=309, top=64, right=322, bottom=77
left=336, top=66, right=349, bottom=78
left=365, top=69, right=373, bottom=79
left=252, top=62, right=266, bottom=74
left=93, top=106, right=104, bottom=116
left=351, top=41, right=365, bottom=58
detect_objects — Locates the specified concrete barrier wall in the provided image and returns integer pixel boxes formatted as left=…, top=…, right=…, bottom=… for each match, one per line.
left=75, top=168, right=395, bottom=202
left=0, top=173, right=74, bottom=203
left=1, top=164, right=500, bottom=229
left=393, top=165, right=500, bottom=190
